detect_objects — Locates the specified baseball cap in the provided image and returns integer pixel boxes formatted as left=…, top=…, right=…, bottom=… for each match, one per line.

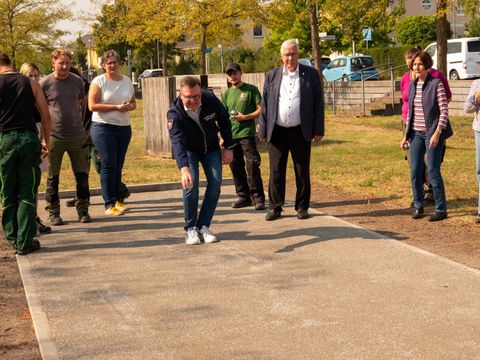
left=225, top=62, right=241, bottom=73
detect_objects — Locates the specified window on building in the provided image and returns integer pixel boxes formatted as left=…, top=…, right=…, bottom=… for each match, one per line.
left=253, top=26, right=263, bottom=38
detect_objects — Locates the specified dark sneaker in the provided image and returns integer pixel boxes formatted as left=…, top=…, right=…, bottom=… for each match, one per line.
left=65, top=198, right=76, bottom=207
left=49, top=214, right=64, bottom=226
left=265, top=209, right=281, bottom=221
left=297, top=209, right=309, bottom=219
left=231, top=199, right=253, bottom=209
left=428, top=212, right=447, bottom=222
left=17, top=239, right=41, bottom=256
left=78, top=212, right=92, bottom=223
left=36, top=217, right=52, bottom=234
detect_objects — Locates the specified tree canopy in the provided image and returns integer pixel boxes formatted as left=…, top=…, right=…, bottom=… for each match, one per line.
left=0, top=0, right=70, bottom=68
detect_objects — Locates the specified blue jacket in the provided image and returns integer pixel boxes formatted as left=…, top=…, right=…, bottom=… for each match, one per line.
left=167, top=91, right=233, bottom=169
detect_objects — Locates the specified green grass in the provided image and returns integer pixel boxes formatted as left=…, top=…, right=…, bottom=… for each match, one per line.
left=44, top=100, right=478, bottom=224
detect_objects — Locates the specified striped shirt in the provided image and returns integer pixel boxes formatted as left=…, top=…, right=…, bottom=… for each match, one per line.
left=413, top=80, right=448, bottom=132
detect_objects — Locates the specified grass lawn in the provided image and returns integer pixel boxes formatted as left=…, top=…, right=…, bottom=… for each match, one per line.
left=43, top=100, right=478, bottom=224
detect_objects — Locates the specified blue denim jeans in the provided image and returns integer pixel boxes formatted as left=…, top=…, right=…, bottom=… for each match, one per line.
left=475, top=131, right=480, bottom=214
left=90, top=123, right=131, bottom=208
left=409, top=130, right=447, bottom=213
left=183, top=149, right=222, bottom=229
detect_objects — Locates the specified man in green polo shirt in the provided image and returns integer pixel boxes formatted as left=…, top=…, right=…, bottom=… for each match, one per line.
left=221, top=62, right=265, bottom=210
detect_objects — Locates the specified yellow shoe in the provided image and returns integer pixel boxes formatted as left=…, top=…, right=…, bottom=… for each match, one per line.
left=105, top=206, right=124, bottom=216
left=115, top=201, right=128, bottom=212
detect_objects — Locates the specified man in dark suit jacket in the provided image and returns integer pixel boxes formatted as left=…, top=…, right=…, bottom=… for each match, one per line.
left=258, top=39, right=324, bottom=221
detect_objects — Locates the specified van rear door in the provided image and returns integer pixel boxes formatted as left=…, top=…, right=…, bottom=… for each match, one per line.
left=465, top=40, right=480, bottom=79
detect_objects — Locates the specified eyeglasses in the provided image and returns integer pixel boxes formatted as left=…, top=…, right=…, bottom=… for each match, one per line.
left=181, top=93, right=201, bottom=101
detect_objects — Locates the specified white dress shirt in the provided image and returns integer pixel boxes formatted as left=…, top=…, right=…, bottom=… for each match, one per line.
left=276, top=65, right=301, bottom=127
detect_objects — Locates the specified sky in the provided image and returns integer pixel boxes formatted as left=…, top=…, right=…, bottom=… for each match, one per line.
left=57, top=0, right=99, bottom=43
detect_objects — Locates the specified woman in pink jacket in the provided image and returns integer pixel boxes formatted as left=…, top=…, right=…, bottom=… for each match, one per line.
left=400, top=46, right=452, bottom=205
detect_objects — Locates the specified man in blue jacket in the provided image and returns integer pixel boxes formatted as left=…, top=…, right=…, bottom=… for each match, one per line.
left=259, top=39, right=324, bottom=221
left=167, top=76, right=233, bottom=245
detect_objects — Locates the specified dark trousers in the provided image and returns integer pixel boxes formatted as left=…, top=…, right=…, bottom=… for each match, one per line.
left=0, top=130, right=40, bottom=251
left=268, top=125, right=311, bottom=211
left=229, top=136, right=265, bottom=203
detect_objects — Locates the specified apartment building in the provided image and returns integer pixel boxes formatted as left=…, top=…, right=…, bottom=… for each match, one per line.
left=395, top=0, right=471, bottom=38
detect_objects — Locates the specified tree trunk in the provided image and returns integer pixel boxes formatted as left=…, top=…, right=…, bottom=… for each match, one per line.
left=436, top=0, right=448, bottom=75
left=308, top=0, right=324, bottom=106
left=308, top=0, right=321, bottom=71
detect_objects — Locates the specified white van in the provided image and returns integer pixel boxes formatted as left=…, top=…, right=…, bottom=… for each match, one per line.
left=424, top=37, right=480, bottom=80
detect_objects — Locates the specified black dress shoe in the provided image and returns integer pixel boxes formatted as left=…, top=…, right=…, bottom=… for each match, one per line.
left=231, top=199, right=253, bottom=209
left=428, top=212, right=447, bottom=222
left=475, top=214, right=480, bottom=224
left=265, top=209, right=281, bottom=221
left=411, top=208, right=424, bottom=219
left=297, top=209, right=309, bottom=219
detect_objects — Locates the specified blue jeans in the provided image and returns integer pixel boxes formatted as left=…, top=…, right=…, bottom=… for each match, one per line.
left=183, top=149, right=222, bottom=229
left=475, top=131, right=480, bottom=214
left=90, top=123, right=131, bottom=208
left=409, top=130, right=447, bottom=213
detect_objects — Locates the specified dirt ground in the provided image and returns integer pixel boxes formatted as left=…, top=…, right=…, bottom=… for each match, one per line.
left=1, top=183, right=479, bottom=359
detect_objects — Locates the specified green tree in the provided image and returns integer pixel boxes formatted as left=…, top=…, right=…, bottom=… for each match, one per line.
left=322, top=0, right=401, bottom=52
left=123, top=0, right=186, bottom=76
left=72, top=36, right=88, bottom=70
left=0, top=0, right=70, bottom=68
left=465, top=18, right=480, bottom=37
left=462, top=0, right=480, bottom=19
left=92, top=1, right=129, bottom=58
left=395, top=15, right=451, bottom=45
left=185, top=0, right=263, bottom=74
left=263, top=0, right=312, bottom=57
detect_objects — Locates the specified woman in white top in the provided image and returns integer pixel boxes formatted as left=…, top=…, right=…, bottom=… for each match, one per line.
left=89, top=50, right=136, bottom=216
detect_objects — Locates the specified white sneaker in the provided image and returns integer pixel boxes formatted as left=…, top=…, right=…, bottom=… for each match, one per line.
left=199, top=226, right=219, bottom=243
left=185, top=227, right=201, bottom=245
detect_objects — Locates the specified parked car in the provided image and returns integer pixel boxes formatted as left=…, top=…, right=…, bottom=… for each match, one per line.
left=322, top=56, right=378, bottom=82
left=137, top=68, right=163, bottom=88
left=424, top=37, right=480, bottom=80
left=298, top=56, right=331, bottom=71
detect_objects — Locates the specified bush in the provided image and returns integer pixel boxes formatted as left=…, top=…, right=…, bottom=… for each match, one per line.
left=395, top=16, right=451, bottom=45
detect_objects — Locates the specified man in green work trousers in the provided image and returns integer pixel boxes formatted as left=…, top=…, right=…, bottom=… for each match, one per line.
left=221, top=62, right=265, bottom=210
left=0, top=51, right=51, bottom=255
